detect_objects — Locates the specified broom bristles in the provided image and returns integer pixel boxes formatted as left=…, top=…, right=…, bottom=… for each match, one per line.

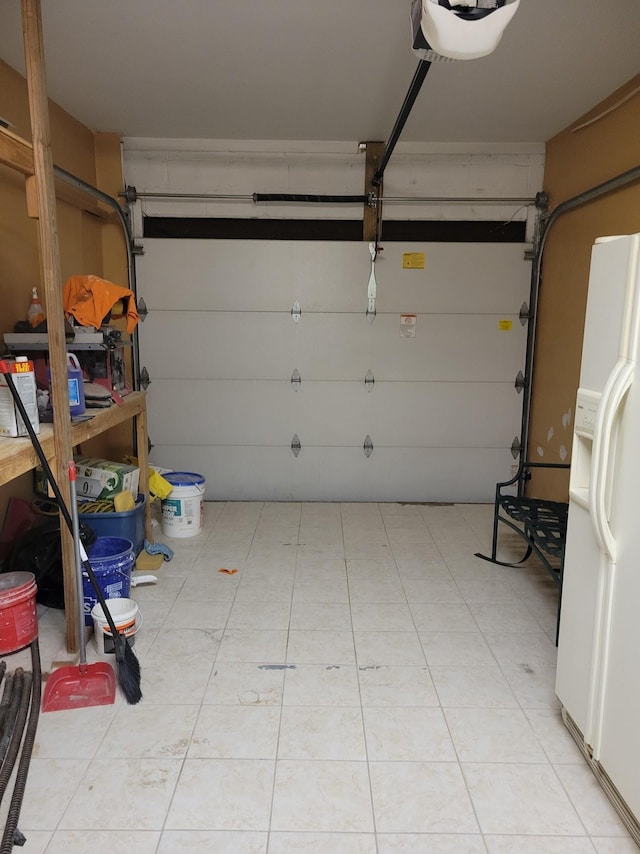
left=115, top=638, right=142, bottom=705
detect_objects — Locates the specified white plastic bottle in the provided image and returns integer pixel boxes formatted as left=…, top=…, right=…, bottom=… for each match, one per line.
left=27, top=287, right=45, bottom=327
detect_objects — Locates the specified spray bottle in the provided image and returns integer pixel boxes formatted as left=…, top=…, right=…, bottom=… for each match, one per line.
left=27, top=287, right=45, bottom=327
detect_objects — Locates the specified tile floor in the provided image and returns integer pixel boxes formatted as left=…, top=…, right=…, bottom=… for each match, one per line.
left=3, top=501, right=638, bottom=852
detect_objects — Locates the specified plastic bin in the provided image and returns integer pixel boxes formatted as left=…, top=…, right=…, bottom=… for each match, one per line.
left=78, top=493, right=146, bottom=556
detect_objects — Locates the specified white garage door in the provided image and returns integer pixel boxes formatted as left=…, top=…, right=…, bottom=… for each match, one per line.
left=136, top=238, right=529, bottom=501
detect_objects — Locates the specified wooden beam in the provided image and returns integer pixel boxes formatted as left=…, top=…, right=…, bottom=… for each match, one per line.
left=363, top=141, right=384, bottom=242
left=0, top=125, right=109, bottom=220
left=21, top=0, right=78, bottom=652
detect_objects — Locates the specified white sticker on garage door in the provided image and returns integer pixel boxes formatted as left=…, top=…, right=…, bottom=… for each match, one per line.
left=400, top=314, right=417, bottom=337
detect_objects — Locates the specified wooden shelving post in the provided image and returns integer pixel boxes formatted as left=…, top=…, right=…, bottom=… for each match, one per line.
left=21, top=0, right=78, bottom=651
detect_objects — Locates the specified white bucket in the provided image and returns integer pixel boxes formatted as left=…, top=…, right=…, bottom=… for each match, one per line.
left=161, top=471, right=205, bottom=538
left=91, top=598, right=141, bottom=655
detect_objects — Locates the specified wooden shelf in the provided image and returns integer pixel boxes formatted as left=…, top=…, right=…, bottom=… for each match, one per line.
left=0, top=391, right=147, bottom=486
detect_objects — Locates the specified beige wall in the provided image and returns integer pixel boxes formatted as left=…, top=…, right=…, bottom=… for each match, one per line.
left=528, top=76, right=640, bottom=500
left=0, top=60, right=128, bottom=517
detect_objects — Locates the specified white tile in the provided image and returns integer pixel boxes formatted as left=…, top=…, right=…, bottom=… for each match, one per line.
left=293, top=578, right=350, bottom=604
left=268, top=832, right=376, bottom=853
left=13, top=759, right=88, bottom=830
left=188, top=705, right=281, bottom=758
left=348, top=580, right=408, bottom=604
left=592, top=838, right=640, bottom=853
left=354, top=631, right=426, bottom=666
left=164, top=597, right=232, bottom=629
left=401, top=579, right=463, bottom=604
left=283, top=664, right=361, bottom=706
left=524, top=709, right=585, bottom=763
left=165, top=759, right=274, bottom=830
left=287, top=630, right=356, bottom=665
left=289, top=602, right=352, bottom=631
left=364, top=707, right=456, bottom=761
left=369, top=761, right=479, bottom=833
left=59, top=759, right=182, bottom=830
left=158, top=830, right=267, bottom=852
left=271, top=760, right=374, bottom=832
left=217, top=628, right=288, bottom=663
left=420, top=632, right=496, bottom=666
left=485, top=836, right=597, bottom=853
left=145, top=626, right=222, bottom=662
left=358, top=665, right=439, bottom=707
left=554, top=763, right=633, bottom=837
left=377, top=834, right=487, bottom=853
left=139, top=657, right=213, bottom=704
left=203, top=661, right=285, bottom=705
left=469, top=602, right=545, bottom=633
left=351, top=603, right=414, bottom=631
left=444, top=708, right=548, bottom=763
left=34, top=705, right=117, bottom=758
left=463, top=763, right=584, bottom=835
left=226, top=600, right=291, bottom=629
left=278, top=706, right=367, bottom=760
left=96, top=704, right=199, bottom=758
left=430, top=666, right=519, bottom=708
left=45, top=831, right=160, bottom=853
left=501, top=663, right=561, bottom=710
left=483, top=632, right=558, bottom=667
left=410, top=603, right=478, bottom=633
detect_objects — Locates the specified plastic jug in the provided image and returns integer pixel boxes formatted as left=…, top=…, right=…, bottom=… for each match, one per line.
left=66, top=353, right=85, bottom=416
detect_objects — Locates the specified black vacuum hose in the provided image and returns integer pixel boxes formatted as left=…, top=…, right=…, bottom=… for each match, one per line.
left=1, top=640, right=42, bottom=853
left=0, top=670, right=32, bottom=806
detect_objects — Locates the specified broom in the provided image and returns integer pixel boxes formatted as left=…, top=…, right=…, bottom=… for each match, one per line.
left=0, top=360, right=142, bottom=705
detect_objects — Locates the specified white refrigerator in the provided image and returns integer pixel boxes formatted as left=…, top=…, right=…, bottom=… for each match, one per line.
left=556, top=231, right=640, bottom=841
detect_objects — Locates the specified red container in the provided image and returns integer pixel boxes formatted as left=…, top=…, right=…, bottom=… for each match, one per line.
left=0, top=571, right=38, bottom=655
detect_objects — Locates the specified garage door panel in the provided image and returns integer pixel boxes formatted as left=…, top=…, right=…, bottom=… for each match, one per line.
left=376, top=243, right=530, bottom=314
left=138, top=239, right=528, bottom=500
left=140, top=311, right=525, bottom=383
left=137, top=240, right=530, bottom=315
left=147, top=380, right=518, bottom=448
left=149, top=444, right=515, bottom=502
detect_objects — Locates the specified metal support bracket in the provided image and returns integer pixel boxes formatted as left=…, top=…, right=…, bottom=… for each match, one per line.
left=511, top=436, right=522, bottom=459
left=364, top=370, right=375, bottom=391
left=514, top=371, right=526, bottom=394
left=139, top=366, right=151, bottom=390
left=519, top=302, right=530, bottom=326
left=137, top=297, right=148, bottom=321
left=291, top=434, right=301, bottom=457
left=363, top=435, right=374, bottom=458
left=291, top=369, right=301, bottom=391
left=291, top=300, right=302, bottom=322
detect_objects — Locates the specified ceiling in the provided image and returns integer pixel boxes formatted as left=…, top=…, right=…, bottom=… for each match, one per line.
left=0, top=0, right=638, bottom=145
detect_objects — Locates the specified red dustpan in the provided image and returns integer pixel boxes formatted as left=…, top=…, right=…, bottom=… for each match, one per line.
left=42, top=464, right=116, bottom=712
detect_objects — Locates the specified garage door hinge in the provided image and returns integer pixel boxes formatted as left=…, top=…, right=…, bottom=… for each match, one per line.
left=291, top=434, right=301, bottom=457
left=137, top=297, right=148, bottom=321
left=139, top=366, right=151, bottom=390
left=291, top=300, right=302, bottom=322
left=519, top=302, right=529, bottom=325
left=514, top=370, right=526, bottom=393
left=511, top=436, right=522, bottom=458
left=291, top=369, right=302, bottom=390
left=363, top=435, right=374, bottom=458
left=364, top=370, right=375, bottom=391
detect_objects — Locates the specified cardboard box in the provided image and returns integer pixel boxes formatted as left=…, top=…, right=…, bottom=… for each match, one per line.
left=0, top=357, right=40, bottom=438
left=74, top=457, right=140, bottom=499
left=36, top=456, right=140, bottom=499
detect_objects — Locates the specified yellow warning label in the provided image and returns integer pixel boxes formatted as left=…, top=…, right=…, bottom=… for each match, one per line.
left=498, top=319, right=513, bottom=331
left=402, top=252, right=425, bottom=269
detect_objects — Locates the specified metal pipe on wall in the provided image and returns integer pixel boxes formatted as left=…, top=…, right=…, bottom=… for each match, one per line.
left=53, top=164, right=140, bottom=394
left=519, top=164, right=640, bottom=471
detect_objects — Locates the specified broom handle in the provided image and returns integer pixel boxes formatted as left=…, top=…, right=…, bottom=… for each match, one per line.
left=69, top=465, right=88, bottom=669
left=0, top=361, right=124, bottom=647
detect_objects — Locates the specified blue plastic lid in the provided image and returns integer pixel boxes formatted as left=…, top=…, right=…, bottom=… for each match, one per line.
left=164, top=471, right=205, bottom=487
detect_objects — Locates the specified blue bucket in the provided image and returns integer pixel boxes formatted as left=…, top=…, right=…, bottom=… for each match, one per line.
left=82, top=536, right=134, bottom=626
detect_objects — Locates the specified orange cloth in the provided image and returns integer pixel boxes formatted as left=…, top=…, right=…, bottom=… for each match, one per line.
left=63, top=275, right=139, bottom=334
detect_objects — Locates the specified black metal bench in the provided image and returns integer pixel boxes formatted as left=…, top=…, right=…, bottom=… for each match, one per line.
left=475, top=461, right=570, bottom=641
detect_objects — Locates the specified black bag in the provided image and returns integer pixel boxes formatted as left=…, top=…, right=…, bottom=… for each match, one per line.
left=7, top=517, right=97, bottom=609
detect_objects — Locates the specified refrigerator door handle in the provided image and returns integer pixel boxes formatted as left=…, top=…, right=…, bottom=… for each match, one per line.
left=590, top=358, right=633, bottom=562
